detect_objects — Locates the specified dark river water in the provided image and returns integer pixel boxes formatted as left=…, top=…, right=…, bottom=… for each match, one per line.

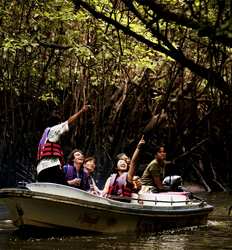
left=0, top=192, right=232, bottom=250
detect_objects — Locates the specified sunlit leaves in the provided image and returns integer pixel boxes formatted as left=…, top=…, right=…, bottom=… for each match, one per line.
left=39, top=92, right=60, bottom=105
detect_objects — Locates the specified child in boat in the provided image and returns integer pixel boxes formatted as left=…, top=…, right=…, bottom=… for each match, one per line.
left=36, top=104, right=90, bottom=185
left=102, top=136, right=145, bottom=200
left=63, top=149, right=89, bottom=189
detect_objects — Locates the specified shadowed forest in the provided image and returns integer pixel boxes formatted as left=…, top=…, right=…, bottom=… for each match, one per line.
left=0, top=0, right=232, bottom=191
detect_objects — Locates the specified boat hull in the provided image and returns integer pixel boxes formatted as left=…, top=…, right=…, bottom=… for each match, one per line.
left=0, top=183, right=214, bottom=233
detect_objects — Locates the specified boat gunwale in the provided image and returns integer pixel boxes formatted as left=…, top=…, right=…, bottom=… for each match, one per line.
left=0, top=187, right=214, bottom=218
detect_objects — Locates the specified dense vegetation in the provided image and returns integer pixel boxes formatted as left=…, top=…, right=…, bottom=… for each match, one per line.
left=0, top=0, right=232, bottom=191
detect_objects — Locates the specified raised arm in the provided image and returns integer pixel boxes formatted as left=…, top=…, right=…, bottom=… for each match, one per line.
left=68, top=104, right=90, bottom=126
left=127, top=136, right=145, bottom=183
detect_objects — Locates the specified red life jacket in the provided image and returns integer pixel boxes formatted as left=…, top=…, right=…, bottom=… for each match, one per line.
left=37, top=128, right=64, bottom=165
left=108, top=173, right=132, bottom=197
left=37, top=142, right=64, bottom=160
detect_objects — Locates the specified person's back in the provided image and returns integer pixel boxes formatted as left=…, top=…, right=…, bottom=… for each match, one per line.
left=36, top=105, right=89, bottom=184
left=37, top=122, right=69, bottom=184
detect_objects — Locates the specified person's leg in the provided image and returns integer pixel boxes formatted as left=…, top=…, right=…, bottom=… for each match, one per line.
left=53, top=166, right=66, bottom=185
left=37, top=166, right=66, bottom=185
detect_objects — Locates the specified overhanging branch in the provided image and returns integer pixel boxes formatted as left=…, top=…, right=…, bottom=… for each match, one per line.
left=136, top=0, right=232, bottom=47
left=73, top=0, right=231, bottom=94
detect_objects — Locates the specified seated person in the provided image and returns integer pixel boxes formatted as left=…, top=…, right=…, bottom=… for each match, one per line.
left=83, top=157, right=101, bottom=195
left=140, top=145, right=171, bottom=193
left=117, top=154, right=142, bottom=193
left=63, top=149, right=89, bottom=189
left=102, top=136, right=145, bottom=201
left=116, top=153, right=131, bottom=166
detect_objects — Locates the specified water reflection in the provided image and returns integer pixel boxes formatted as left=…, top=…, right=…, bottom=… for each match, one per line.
left=0, top=228, right=229, bottom=250
left=0, top=192, right=232, bottom=250
left=4, top=232, right=189, bottom=250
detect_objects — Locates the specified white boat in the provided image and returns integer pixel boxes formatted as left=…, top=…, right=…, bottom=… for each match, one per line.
left=0, top=183, right=213, bottom=234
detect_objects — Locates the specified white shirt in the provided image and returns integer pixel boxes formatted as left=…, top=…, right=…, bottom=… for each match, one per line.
left=37, top=121, right=69, bottom=174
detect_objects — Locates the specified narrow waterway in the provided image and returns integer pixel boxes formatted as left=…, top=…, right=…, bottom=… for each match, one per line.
left=0, top=192, right=231, bottom=250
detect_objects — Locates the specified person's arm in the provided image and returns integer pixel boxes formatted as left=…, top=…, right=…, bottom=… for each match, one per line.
left=90, top=178, right=102, bottom=195
left=127, top=136, right=145, bottom=183
left=68, top=104, right=90, bottom=126
left=153, top=176, right=165, bottom=191
left=101, top=177, right=111, bottom=196
left=67, top=178, right=81, bottom=187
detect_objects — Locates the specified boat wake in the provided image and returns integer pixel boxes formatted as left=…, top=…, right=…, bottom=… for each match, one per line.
left=207, top=219, right=231, bottom=227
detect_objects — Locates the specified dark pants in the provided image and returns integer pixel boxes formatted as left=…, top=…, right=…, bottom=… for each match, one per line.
left=37, top=165, right=66, bottom=185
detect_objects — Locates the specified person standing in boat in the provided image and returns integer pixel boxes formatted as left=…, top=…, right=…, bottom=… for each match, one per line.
left=102, top=136, right=145, bottom=200
left=36, top=104, right=90, bottom=184
left=140, top=145, right=170, bottom=193
left=63, top=149, right=89, bottom=189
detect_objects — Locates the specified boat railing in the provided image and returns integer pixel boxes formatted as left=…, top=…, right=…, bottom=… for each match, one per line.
left=107, top=194, right=203, bottom=206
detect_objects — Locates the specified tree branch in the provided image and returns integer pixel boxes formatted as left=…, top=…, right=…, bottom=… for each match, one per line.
left=136, top=0, right=232, bottom=47
left=73, top=0, right=231, bottom=94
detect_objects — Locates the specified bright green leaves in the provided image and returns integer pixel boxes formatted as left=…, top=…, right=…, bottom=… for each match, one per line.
left=39, top=92, right=60, bottom=105
left=4, top=0, right=231, bottom=108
